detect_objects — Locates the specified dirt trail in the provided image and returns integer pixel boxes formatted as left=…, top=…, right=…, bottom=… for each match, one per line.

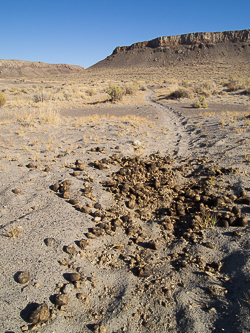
left=145, top=88, right=190, bottom=157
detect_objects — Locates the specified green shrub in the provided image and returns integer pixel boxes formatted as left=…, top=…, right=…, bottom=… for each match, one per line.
left=106, top=85, right=123, bottom=102
left=192, top=96, right=208, bottom=108
left=0, top=92, right=6, bottom=107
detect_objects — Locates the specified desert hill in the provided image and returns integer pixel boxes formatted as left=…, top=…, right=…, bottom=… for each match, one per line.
left=0, top=59, right=84, bottom=78
left=90, top=29, right=250, bottom=70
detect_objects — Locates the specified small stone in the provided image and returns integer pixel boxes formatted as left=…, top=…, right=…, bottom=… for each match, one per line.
left=44, top=167, right=51, bottom=172
left=236, top=216, right=248, bottom=227
left=94, top=216, right=102, bottom=222
left=64, top=245, right=77, bottom=255
left=12, top=188, right=22, bottom=194
left=52, top=183, right=60, bottom=192
left=16, top=271, right=31, bottom=284
left=68, top=198, right=79, bottom=205
left=219, top=219, right=229, bottom=228
left=232, top=206, right=241, bottom=215
left=76, top=164, right=85, bottom=171
left=62, top=191, right=71, bottom=199
left=233, top=230, right=242, bottom=237
left=67, top=272, right=80, bottom=282
left=44, top=238, right=56, bottom=247
left=21, top=325, right=29, bottom=331
left=94, top=202, right=102, bottom=210
left=54, top=293, right=69, bottom=306
left=81, top=206, right=92, bottom=214
left=162, top=287, right=172, bottom=298
left=242, top=197, right=250, bottom=205
left=138, top=266, right=153, bottom=278
left=33, top=282, right=41, bottom=288
left=146, top=240, right=157, bottom=250
left=27, top=162, right=35, bottom=169
left=127, top=200, right=136, bottom=209
left=28, top=303, right=50, bottom=324
left=73, top=171, right=80, bottom=177
left=62, top=284, right=73, bottom=294
left=78, top=239, right=90, bottom=250
left=204, top=242, right=215, bottom=249
left=86, top=232, right=96, bottom=239
left=61, top=180, right=71, bottom=186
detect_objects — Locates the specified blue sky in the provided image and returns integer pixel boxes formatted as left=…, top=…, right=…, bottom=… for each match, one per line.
left=1, top=0, right=249, bottom=68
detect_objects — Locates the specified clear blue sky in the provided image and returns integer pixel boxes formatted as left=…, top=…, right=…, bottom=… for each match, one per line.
left=1, top=0, right=249, bottom=68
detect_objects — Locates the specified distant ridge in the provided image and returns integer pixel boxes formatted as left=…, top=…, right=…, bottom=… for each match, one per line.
left=0, top=59, right=84, bottom=78
left=90, top=29, right=250, bottom=70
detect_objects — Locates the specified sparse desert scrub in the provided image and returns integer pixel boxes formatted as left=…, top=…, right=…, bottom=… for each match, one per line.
left=166, top=88, right=191, bottom=99
left=0, top=92, right=6, bottom=107
left=106, top=84, right=123, bottom=102
left=192, top=96, right=208, bottom=108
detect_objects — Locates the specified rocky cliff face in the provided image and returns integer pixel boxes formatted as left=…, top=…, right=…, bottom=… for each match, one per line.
left=112, top=29, right=250, bottom=54
left=89, top=28, right=250, bottom=70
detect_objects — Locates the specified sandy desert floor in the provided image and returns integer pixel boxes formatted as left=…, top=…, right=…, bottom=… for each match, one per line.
left=0, top=86, right=250, bottom=333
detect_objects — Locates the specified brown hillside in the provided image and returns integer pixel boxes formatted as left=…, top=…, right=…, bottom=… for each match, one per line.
left=0, top=59, right=84, bottom=78
left=90, top=29, right=250, bottom=70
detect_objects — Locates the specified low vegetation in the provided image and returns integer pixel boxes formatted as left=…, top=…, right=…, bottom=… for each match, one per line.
left=0, top=92, right=6, bottom=107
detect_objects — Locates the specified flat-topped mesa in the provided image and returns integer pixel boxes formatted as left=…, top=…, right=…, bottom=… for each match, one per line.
left=112, top=29, right=250, bottom=54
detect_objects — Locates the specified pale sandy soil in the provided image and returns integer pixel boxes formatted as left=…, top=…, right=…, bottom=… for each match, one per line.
left=0, top=91, right=250, bottom=333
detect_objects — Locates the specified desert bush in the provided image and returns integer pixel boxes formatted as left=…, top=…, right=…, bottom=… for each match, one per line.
left=227, top=81, right=236, bottom=91
left=32, top=91, right=50, bottom=103
left=85, top=88, right=96, bottom=96
left=20, top=87, right=28, bottom=94
left=106, top=85, right=123, bottom=102
left=192, top=96, right=208, bottom=108
left=0, top=92, right=6, bottom=107
left=124, top=85, right=135, bottom=95
left=167, top=88, right=190, bottom=99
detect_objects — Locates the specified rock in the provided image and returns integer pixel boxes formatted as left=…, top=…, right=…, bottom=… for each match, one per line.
left=127, top=200, right=136, bottom=209
left=81, top=206, right=92, bottom=214
left=138, top=266, right=153, bottom=277
left=44, top=167, right=51, bottom=172
left=76, top=164, right=85, bottom=171
left=28, top=303, right=50, bottom=324
left=54, top=293, right=69, bottom=306
left=233, top=230, right=242, bottom=237
left=162, top=287, right=172, bottom=298
left=12, top=188, right=22, bottom=194
left=68, top=198, right=79, bottom=205
left=242, top=197, right=250, bottom=205
left=16, top=271, right=31, bottom=284
left=73, top=171, right=80, bottom=177
left=64, top=245, right=77, bottom=255
left=52, top=183, right=60, bottom=192
left=78, top=239, right=90, bottom=250
left=232, top=206, right=241, bottom=215
left=94, top=202, right=102, bottom=210
left=219, top=219, right=229, bottom=228
left=204, top=242, right=215, bottom=249
left=62, top=191, right=71, bottom=199
left=146, top=240, right=157, bottom=250
left=62, top=284, right=73, bottom=294
left=27, top=162, right=35, bottom=168
left=236, top=216, right=248, bottom=227
left=44, top=238, right=56, bottom=247
left=67, top=272, right=81, bottom=282
left=61, top=180, right=71, bottom=186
